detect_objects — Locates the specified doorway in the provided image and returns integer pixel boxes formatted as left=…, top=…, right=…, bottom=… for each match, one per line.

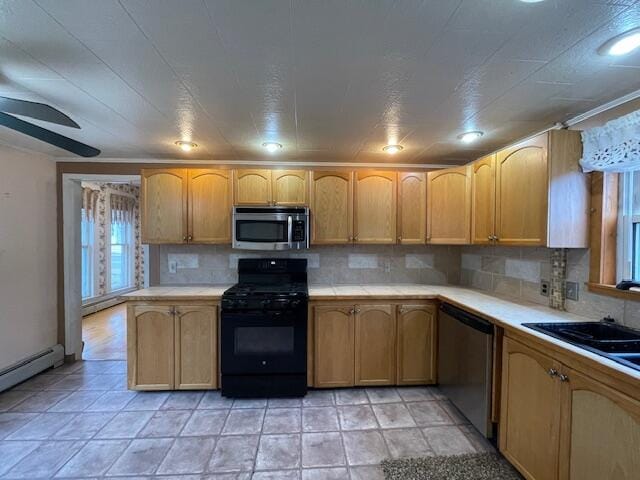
left=62, top=174, right=147, bottom=361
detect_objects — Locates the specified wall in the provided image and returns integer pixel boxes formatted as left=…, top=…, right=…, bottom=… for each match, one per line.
left=156, top=244, right=461, bottom=286
left=0, top=145, right=57, bottom=370
left=459, top=246, right=638, bottom=329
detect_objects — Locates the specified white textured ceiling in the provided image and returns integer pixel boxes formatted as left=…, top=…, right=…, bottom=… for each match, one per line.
left=0, top=0, right=639, bottom=164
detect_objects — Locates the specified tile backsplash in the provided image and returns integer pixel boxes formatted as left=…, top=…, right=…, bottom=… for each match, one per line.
left=153, top=243, right=638, bottom=329
left=460, top=245, right=639, bottom=329
left=157, top=244, right=461, bottom=286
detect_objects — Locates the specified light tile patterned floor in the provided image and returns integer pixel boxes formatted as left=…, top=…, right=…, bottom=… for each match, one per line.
left=0, top=360, right=495, bottom=479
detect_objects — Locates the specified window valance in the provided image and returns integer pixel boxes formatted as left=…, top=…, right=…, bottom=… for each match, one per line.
left=580, top=109, right=640, bottom=172
left=110, top=193, right=136, bottom=223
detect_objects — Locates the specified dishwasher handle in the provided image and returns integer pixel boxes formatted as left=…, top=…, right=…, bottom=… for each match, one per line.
left=440, top=303, right=494, bottom=335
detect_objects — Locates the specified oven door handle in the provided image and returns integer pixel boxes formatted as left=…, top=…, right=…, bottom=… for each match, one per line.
left=287, top=215, right=293, bottom=244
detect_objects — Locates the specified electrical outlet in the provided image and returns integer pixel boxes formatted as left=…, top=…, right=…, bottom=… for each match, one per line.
left=566, top=281, right=579, bottom=301
left=540, top=279, right=550, bottom=297
left=168, top=260, right=178, bottom=274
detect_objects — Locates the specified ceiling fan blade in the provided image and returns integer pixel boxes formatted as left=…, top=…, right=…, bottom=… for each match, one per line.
left=0, top=96, right=80, bottom=129
left=0, top=111, right=100, bottom=157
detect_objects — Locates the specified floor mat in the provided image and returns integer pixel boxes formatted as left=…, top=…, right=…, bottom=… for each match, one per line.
left=381, top=453, right=523, bottom=480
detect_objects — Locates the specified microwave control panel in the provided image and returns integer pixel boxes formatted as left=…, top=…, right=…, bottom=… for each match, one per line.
left=292, top=220, right=306, bottom=241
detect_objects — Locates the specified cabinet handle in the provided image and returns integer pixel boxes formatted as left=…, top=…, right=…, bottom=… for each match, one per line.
left=487, top=235, right=492, bottom=241
left=349, top=308, right=355, bottom=315
left=559, top=374, right=570, bottom=383
left=399, top=307, right=405, bottom=314
left=493, top=235, right=499, bottom=241
left=397, top=236, right=402, bottom=242
left=547, top=368, right=558, bottom=377
left=182, top=235, right=187, bottom=242
left=187, top=235, right=193, bottom=241
left=354, top=235, right=359, bottom=242
left=169, top=306, right=176, bottom=315
left=355, top=307, right=361, bottom=313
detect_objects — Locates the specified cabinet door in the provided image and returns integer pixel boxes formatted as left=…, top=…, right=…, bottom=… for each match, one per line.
left=398, top=172, right=426, bottom=244
left=310, top=171, right=353, bottom=244
left=495, top=134, right=548, bottom=245
left=396, top=304, right=436, bottom=385
left=471, top=155, right=496, bottom=245
left=355, top=305, right=396, bottom=386
left=127, top=305, right=175, bottom=390
left=141, top=169, right=188, bottom=243
left=188, top=169, right=232, bottom=243
left=272, top=170, right=308, bottom=205
left=174, top=305, right=218, bottom=390
left=314, top=305, right=355, bottom=388
left=500, top=337, right=562, bottom=480
left=354, top=171, right=397, bottom=244
left=427, top=166, right=471, bottom=244
left=559, top=368, right=640, bottom=480
left=234, top=169, right=272, bottom=205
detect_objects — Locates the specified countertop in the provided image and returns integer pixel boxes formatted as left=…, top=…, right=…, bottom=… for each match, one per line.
left=122, top=284, right=640, bottom=382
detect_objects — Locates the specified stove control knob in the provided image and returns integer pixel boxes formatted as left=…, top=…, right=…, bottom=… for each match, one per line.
left=261, top=299, right=272, bottom=308
left=237, top=299, right=248, bottom=307
left=291, top=300, right=301, bottom=309
left=222, top=299, right=235, bottom=309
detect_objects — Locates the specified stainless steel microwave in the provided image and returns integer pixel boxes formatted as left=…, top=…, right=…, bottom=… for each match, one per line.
left=232, top=206, right=310, bottom=250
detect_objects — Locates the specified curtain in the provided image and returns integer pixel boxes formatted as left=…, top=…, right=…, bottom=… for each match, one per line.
left=82, top=187, right=99, bottom=220
left=109, top=193, right=136, bottom=224
left=580, top=109, right=640, bottom=172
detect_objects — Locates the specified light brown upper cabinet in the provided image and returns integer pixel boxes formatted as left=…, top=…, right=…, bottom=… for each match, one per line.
left=398, top=172, right=427, bottom=244
left=141, top=169, right=188, bottom=244
left=471, top=155, right=496, bottom=245
left=234, top=169, right=272, bottom=205
left=234, top=169, right=308, bottom=206
left=188, top=169, right=232, bottom=243
left=495, top=134, right=549, bottom=246
left=354, top=304, right=397, bottom=386
left=426, top=165, right=471, bottom=244
left=354, top=171, right=397, bottom=244
left=272, top=170, right=308, bottom=205
left=310, top=171, right=354, bottom=244
left=473, top=130, right=588, bottom=247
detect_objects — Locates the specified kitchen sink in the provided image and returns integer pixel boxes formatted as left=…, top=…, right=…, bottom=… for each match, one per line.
left=523, top=322, right=640, bottom=372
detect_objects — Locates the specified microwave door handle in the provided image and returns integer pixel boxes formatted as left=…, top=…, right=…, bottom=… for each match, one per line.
left=287, top=215, right=293, bottom=244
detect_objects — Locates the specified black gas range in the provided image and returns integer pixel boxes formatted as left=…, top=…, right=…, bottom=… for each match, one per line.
left=220, top=258, right=308, bottom=398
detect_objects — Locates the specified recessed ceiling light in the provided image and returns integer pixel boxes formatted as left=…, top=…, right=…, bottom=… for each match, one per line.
left=382, top=144, right=403, bottom=154
left=175, top=141, right=197, bottom=152
left=262, top=142, right=283, bottom=153
left=458, top=131, right=484, bottom=144
left=599, top=28, right=640, bottom=56
left=519, top=0, right=545, bottom=3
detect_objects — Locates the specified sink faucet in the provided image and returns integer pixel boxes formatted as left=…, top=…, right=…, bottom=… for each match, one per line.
left=602, top=316, right=616, bottom=323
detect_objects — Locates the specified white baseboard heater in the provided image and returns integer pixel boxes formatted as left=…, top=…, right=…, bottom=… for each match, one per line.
left=0, top=345, right=65, bottom=393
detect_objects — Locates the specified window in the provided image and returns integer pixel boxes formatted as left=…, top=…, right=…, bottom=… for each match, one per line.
left=81, top=210, right=95, bottom=300
left=618, top=170, right=640, bottom=281
left=110, top=218, right=134, bottom=291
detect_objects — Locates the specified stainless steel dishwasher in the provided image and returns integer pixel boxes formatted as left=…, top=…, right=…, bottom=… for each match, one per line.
left=438, top=303, right=494, bottom=438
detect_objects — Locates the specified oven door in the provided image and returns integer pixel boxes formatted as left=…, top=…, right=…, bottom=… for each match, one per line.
left=221, top=310, right=307, bottom=375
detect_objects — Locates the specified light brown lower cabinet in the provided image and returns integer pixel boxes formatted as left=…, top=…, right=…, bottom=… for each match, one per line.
left=396, top=304, right=437, bottom=385
left=355, top=305, right=396, bottom=386
left=313, top=302, right=436, bottom=388
left=313, top=305, right=355, bottom=388
left=127, top=303, right=218, bottom=390
left=500, top=335, right=640, bottom=480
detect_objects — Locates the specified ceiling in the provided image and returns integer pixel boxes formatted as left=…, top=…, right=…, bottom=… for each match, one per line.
left=0, top=0, right=639, bottom=165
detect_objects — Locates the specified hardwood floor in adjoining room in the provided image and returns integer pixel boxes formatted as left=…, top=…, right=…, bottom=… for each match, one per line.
left=82, top=304, right=126, bottom=360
